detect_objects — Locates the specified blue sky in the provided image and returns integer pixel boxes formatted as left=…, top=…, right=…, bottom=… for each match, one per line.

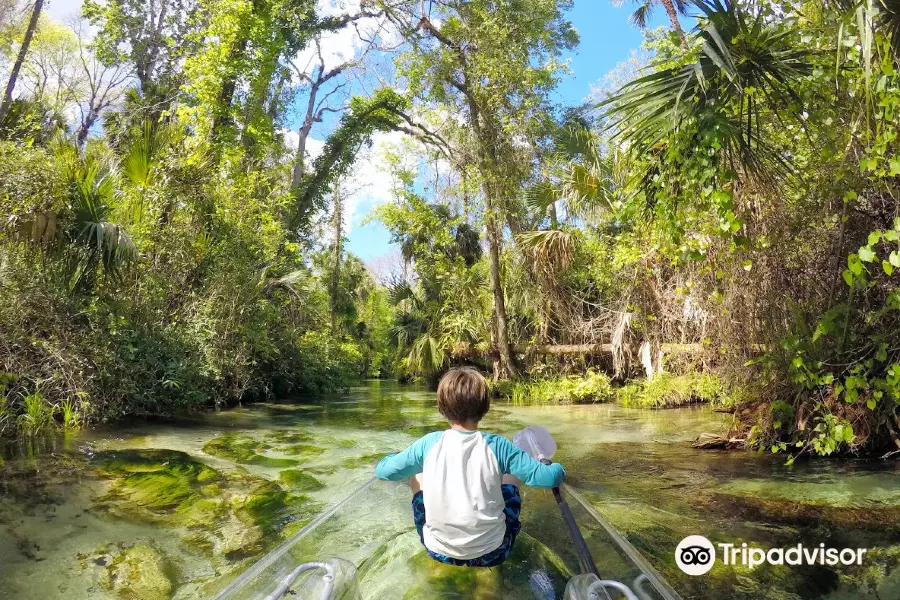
left=341, top=0, right=677, bottom=263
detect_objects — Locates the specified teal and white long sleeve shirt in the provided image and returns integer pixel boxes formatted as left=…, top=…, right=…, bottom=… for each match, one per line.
left=375, top=429, right=566, bottom=559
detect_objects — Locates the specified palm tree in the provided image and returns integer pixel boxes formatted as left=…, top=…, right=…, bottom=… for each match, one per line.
left=602, top=0, right=813, bottom=182
left=612, top=0, right=689, bottom=37
left=52, top=140, right=137, bottom=292
left=525, top=120, right=615, bottom=225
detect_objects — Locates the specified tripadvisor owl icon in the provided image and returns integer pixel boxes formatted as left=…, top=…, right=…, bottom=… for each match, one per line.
left=676, top=535, right=716, bottom=576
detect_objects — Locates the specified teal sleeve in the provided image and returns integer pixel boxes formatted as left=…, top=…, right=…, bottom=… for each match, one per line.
left=374, top=431, right=442, bottom=481
left=486, top=434, right=566, bottom=488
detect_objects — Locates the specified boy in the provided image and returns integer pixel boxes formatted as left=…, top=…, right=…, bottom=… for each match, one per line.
left=375, top=367, right=566, bottom=567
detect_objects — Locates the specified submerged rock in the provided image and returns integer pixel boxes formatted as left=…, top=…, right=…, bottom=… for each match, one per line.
left=280, top=443, right=326, bottom=458
left=97, top=542, right=176, bottom=600
left=236, top=481, right=311, bottom=535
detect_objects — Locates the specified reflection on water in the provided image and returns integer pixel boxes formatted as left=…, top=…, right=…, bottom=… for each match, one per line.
left=0, top=380, right=898, bottom=599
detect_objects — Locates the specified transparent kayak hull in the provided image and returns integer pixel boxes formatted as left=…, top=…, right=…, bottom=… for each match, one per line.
left=209, top=480, right=680, bottom=600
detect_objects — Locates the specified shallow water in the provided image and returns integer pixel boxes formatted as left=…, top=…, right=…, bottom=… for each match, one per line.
left=1, top=380, right=898, bottom=599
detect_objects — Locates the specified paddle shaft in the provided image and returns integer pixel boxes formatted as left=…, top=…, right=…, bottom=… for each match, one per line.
left=542, top=459, right=600, bottom=578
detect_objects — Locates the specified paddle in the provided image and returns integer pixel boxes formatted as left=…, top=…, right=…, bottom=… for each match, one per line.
left=513, top=425, right=601, bottom=579
left=514, top=425, right=683, bottom=600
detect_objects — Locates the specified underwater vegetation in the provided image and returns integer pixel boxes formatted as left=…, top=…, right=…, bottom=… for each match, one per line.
left=202, top=434, right=300, bottom=468
left=279, top=469, right=325, bottom=491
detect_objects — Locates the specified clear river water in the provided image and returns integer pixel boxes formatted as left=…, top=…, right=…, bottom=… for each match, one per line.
left=1, top=380, right=898, bottom=600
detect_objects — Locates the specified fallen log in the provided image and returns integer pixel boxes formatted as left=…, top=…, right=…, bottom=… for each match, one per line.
left=510, top=343, right=703, bottom=356
left=692, top=432, right=746, bottom=450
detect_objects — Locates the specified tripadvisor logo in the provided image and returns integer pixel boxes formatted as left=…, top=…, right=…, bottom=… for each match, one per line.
left=676, top=535, right=716, bottom=576
left=675, top=536, right=868, bottom=576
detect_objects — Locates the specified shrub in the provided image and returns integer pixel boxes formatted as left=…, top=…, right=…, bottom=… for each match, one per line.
left=616, top=372, right=732, bottom=408
left=509, top=371, right=613, bottom=405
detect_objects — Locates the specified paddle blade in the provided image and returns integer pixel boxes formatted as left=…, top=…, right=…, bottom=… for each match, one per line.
left=513, top=425, right=558, bottom=460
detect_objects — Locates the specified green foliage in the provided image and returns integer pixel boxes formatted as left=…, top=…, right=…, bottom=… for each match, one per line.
left=617, top=372, right=731, bottom=408
left=508, top=372, right=613, bottom=405
left=292, top=89, right=408, bottom=231
left=17, top=390, right=54, bottom=436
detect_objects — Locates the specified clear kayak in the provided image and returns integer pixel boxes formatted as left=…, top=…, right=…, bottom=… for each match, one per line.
left=207, top=478, right=682, bottom=600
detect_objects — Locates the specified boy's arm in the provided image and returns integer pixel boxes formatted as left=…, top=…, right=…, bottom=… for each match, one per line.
left=488, top=435, right=566, bottom=488
left=374, top=431, right=442, bottom=481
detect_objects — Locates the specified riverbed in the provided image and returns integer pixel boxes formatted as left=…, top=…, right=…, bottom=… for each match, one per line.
left=1, top=380, right=898, bottom=599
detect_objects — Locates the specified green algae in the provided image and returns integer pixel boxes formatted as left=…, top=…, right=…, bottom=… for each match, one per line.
left=237, top=481, right=311, bottom=535
left=279, top=469, right=325, bottom=491
left=97, top=543, right=177, bottom=600
left=92, top=449, right=219, bottom=510
left=264, top=429, right=315, bottom=444
left=202, top=434, right=299, bottom=468
left=342, top=452, right=385, bottom=468
left=281, top=443, right=326, bottom=458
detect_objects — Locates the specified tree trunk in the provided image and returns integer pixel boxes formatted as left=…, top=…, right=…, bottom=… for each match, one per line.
left=0, top=0, right=44, bottom=123
left=330, top=181, right=342, bottom=331
left=76, top=113, right=97, bottom=146
left=660, top=0, right=684, bottom=38
left=484, top=193, right=519, bottom=380
left=211, top=34, right=249, bottom=143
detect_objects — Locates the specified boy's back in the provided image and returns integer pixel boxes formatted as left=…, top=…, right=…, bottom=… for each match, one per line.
left=375, top=368, right=565, bottom=566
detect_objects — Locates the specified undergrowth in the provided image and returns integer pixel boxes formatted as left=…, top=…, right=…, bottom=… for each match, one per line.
left=616, top=372, right=733, bottom=408
left=508, top=371, right=613, bottom=405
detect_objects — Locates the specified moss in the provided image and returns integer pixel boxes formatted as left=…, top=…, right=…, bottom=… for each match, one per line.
left=279, top=469, right=324, bottom=491
left=202, top=434, right=299, bottom=468
left=172, top=496, right=225, bottom=529
left=98, top=543, right=176, bottom=600
left=264, top=429, right=314, bottom=444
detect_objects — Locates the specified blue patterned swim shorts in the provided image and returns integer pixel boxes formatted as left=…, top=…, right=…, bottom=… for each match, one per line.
left=411, top=483, right=522, bottom=567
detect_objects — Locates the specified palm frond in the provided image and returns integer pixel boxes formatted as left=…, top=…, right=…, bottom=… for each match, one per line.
left=516, top=229, right=576, bottom=276
left=601, top=0, right=813, bottom=181
left=876, top=0, right=900, bottom=63
left=631, top=2, right=653, bottom=29
left=405, top=333, right=446, bottom=377
left=63, top=147, right=137, bottom=290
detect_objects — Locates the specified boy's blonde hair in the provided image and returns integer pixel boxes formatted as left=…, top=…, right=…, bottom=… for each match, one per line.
left=437, top=367, right=490, bottom=423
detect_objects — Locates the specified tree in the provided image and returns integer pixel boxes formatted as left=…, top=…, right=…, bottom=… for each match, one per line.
left=288, top=28, right=391, bottom=188
left=82, top=0, right=201, bottom=100
left=329, top=180, right=343, bottom=330
left=395, top=0, right=578, bottom=379
left=19, top=17, right=80, bottom=112
left=0, top=0, right=44, bottom=123
left=602, top=0, right=812, bottom=183
left=612, top=0, right=688, bottom=37
left=71, top=17, right=131, bottom=146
